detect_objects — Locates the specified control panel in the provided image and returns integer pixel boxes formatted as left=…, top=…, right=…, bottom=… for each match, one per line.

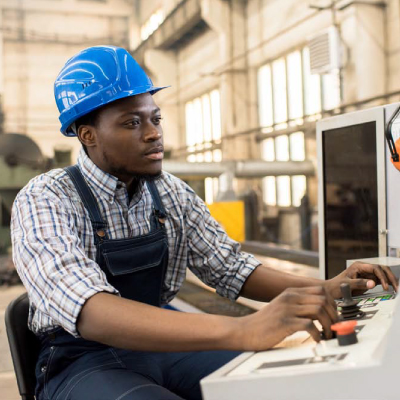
left=201, top=259, right=400, bottom=400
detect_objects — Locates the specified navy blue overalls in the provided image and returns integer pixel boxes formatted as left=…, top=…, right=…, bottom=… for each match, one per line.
left=35, top=165, right=239, bottom=400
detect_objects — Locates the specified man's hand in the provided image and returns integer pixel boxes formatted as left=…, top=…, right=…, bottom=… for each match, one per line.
left=325, top=262, right=399, bottom=299
left=239, top=286, right=338, bottom=351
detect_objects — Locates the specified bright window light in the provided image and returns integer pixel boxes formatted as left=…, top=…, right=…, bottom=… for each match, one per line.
left=185, top=102, right=196, bottom=147
left=193, top=98, right=203, bottom=145
left=290, top=132, right=305, bottom=161
left=262, top=176, right=276, bottom=206
left=272, top=58, right=287, bottom=124
left=205, top=177, right=214, bottom=204
left=205, top=177, right=219, bottom=204
left=287, top=51, right=303, bottom=120
left=185, top=90, right=222, bottom=161
left=210, top=90, right=221, bottom=141
left=213, top=178, right=219, bottom=200
left=277, top=176, right=291, bottom=207
left=275, top=135, right=289, bottom=161
left=202, top=94, right=212, bottom=142
left=258, top=65, right=273, bottom=127
left=204, top=151, right=213, bottom=162
left=141, top=9, right=164, bottom=41
left=213, top=149, right=222, bottom=162
left=303, top=47, right=321, bottom=116
left=262, top=138, right=275, bottom=161
left=292, top=175, right=307, bottom=206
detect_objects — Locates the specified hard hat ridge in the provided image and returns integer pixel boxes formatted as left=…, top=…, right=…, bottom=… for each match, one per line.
left=54, top=45, right=168, bottom=136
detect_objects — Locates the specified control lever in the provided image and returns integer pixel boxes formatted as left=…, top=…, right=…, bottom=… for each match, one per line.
left=338, top=283, right=364, bottom=320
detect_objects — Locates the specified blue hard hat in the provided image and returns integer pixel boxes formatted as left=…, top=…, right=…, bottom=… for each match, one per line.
left=54, top=45, right=168, bottom=136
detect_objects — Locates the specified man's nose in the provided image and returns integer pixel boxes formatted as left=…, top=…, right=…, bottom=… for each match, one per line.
left=143, top=123, right=162, bottom=141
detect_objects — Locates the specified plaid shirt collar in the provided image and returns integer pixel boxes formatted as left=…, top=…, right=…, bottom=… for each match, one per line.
left=77, top=147, right=119, bottom=203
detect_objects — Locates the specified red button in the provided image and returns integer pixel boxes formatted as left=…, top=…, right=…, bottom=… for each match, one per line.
left=331, top=320, right=357, bottom=335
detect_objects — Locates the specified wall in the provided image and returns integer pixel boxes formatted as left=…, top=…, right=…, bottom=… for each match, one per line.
left=1, top=0, right=399, bottom=247
left=0, top=0, right=134, bottom=161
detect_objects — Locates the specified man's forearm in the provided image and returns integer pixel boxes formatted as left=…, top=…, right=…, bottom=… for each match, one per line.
left=77, top=292, right=242, bottom=352
left=240, top=265, right=324, bottom=302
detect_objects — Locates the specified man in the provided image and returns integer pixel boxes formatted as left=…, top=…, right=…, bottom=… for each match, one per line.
left=11, top=46, right=398, bottom=400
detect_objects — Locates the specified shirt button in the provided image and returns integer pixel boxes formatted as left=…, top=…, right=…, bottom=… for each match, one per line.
left=41, top=366, right=47, bottom=373
left=50, top=346, right=55, bottom=351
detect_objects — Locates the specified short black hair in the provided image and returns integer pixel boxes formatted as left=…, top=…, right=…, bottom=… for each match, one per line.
left=74, top=107, right=102, bottom=133
left=74, top=107, right=102, bottom=151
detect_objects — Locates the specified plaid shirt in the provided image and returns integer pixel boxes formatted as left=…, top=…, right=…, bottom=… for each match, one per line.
left=11, top=148, right=260, bottom=337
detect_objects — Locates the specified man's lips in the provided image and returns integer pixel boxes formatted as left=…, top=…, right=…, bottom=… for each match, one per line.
left=144, top=146, right=164, bottom=160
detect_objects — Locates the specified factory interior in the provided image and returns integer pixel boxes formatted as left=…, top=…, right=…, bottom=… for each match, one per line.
left=1, top=0, right=400, bottom=399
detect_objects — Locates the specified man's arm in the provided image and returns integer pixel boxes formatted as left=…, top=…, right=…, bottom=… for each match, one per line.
left=240, top=265, right=321, bottom=302
left=240, top=262, right=399, bottom=302
left=77, top=285, right=338, bottom=352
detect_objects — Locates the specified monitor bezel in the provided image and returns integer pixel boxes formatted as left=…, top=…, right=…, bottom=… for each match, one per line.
left=317, top=107, right=387, bottom=280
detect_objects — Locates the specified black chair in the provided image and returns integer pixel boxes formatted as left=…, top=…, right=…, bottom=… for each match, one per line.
left=5, top=292, right=40, bottom=400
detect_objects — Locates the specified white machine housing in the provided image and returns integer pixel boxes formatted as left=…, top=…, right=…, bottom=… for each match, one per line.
left=317, top=103, right=400, bottom=280
left=201, top=281, right=399, bottom=400
left=201, top=103, right=400, bottom=400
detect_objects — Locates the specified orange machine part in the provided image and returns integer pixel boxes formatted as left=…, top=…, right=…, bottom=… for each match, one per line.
left=390, top=138, right=400, bottom=171
left=331, top=320, right=357, bottom=336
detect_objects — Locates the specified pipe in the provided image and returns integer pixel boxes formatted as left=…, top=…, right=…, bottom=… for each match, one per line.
left=162, top=159, right=315, bottom=178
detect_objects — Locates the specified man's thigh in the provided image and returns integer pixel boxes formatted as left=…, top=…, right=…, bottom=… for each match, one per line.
left=157, top=350, right=242, bottom=400
left=55, top=368, right=185, bottom=400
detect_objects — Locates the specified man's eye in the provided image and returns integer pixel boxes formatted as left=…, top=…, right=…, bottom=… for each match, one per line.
left=125, top=120, right=140, bottom=126
left=153, top=116, right=163, bottom=125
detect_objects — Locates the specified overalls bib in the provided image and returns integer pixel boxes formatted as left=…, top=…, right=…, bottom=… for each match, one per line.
left=65, top=164, right=168, bottom=306
left=35, top=165, right=240, bottom=400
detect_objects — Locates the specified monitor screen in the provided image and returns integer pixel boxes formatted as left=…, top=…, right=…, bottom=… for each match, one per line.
left=322, top=122, right=379, bottom=279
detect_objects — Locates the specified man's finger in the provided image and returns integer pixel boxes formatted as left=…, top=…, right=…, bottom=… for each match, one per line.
left=292, top=286, right=337, bottom=311
left=380, top=265, right=399, bottom=292
left=349, top=278, right=376, bottom=292
left=371, top=265, right=390, bottom=291
left=291, top=318, right=321, bottom=342
left=296, top=295, right=338, bottom=322
left=295, top=304, right=337, bottom=339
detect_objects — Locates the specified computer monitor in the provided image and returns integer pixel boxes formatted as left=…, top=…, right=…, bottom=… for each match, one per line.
left=317, top=103, right=400, bottom=280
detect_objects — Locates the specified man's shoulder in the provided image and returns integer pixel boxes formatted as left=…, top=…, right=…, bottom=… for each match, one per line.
left=157, top=171, right=195, bottom=197
left=16, top=167, right=75, bottom=202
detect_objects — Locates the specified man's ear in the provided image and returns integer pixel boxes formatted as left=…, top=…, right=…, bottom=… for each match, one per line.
left=78, top=125, right=96, bottom=148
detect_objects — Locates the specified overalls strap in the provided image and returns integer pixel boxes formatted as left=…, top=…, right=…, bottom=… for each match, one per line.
left=147, top=180, right=167, bottom=221
left=65, top=165, right=108, bottom=237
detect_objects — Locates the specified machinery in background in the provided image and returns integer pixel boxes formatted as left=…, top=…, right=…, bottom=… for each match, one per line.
left=0, top=133, right=71, bottom=254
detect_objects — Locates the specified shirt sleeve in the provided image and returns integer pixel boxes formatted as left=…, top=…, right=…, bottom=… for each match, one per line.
left=11, top=186, right=118, bottom=337
left=182, top=185, right=262, bottom=300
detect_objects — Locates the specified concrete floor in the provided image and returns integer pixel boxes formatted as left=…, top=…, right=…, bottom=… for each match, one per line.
left=0, top=284, right=25, bottom=400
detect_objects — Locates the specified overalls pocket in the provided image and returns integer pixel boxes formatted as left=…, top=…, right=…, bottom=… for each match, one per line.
left=103, top=238, right=167, bottom=276
left=100, top=235, right=168, bottom=306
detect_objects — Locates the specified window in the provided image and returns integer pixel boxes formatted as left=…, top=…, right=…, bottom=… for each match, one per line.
left=258, top=47, right=341, bottom=126
left=185, top=89, right=222, bottom=161
left=258, top=46, right=340, bottom=207
left=261, top=132, right=307, bottom=207
left=141, top=9, right=164, bottom=41
left=205, top=177, right=219, bottom=204
left=185, top=90, right=222, bottom=204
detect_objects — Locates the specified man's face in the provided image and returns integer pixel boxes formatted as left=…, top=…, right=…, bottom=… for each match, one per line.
left=87, top=93, right=164, bottom=182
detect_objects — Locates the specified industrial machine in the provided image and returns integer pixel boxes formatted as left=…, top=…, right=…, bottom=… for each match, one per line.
left=201, top=103, right=400, bottom=400
left=0, top=133, right=71, bottom=253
